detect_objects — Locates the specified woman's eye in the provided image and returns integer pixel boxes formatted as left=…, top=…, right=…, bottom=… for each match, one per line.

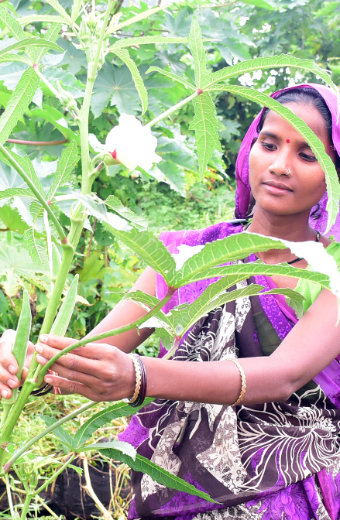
left=299, top=152, right=317, bottom=162
left=261, top=141, right=276, bottom=151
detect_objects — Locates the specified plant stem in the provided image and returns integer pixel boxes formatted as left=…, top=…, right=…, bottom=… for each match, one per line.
left=145, top=90, right=199, bottom=128
left=79, top=2, right=112, bottom=195
left=4, top=473, right=18, bottom=519
left=35, top=454, right=76, bottom=496
left=0, top=144, right=66, bottom=242
left=82, top=454, right=113, bottom=520
left=4, top=401, right=96, bottom=472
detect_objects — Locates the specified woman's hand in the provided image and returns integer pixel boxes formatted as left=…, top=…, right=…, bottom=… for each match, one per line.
left=36, top=335, right=136, bottom=402
left=0, top=329, right=34, bottom=398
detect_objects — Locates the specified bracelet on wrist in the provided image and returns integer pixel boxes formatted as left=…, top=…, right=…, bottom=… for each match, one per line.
left=127, top=354, right=147, bottom=407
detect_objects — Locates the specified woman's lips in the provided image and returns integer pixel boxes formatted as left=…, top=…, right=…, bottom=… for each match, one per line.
left=262, top=180, right=293, bottom=193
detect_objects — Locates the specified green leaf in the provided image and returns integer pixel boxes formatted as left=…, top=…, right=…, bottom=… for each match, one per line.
left=190, top=92, right=221, bottom=177
left=217, top=86, right=340, bottom=232
left=0, top=67, right=40, bottom=145
left=29, top=106, right=75, bottom=140
left=105, top=195, right=147, bottom=229
left=106, top=229, right=177, bottom=285
left=73, top=400, right=153, bottom=449
left=0, top=187, right=33, bottom=200
left=30, top=23, right=62, bottom=64
left=78, top=440, right=136, bottom=459
left=107, top=5, right=167, bottom=34
left=0, top=38, right=62, bottom=57
left=174, top=233, right=287, bottom=287
left=24, top=228, right=48, bottom=265
left=170, top=282, right=265, bottom=336
left=48, top=140, right=79, bottom=200
left=182, top=261, right=331, bottom=289
left=18, top=15, right=66, bottom=25
left=0, top=148, right=46, bottom=200
left=0, top=6, right=27, bottom=44
left=0, top=54, right=31, bottom=65
left=125, top=290, right=175, bottom=334
left=263, top=287, right=304, bottom=317
left=188, top=17, right=212, bottom=88
left=100, top=448, right=215, bottom=503
left=206, top=55, right=339, bottom=94
left=41, top=0, right=72, bottom=24
left=112, top=48, right=148, bottom=115
left=146, top=66, right=195, bottom=90
left=42, top=416, right=73, bottom=449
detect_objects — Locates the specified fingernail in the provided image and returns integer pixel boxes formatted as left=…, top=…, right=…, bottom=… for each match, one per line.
left=1, top=389, right=9, bottom=398
left=8, top=365, right=17, bottom=374
left=7, top=378, right=17, bottom=388
left=35, top=344, right=43, bottom=353
left=45, top=376, right=52, bottom=384
left=39, top=335, right=48, bottom=343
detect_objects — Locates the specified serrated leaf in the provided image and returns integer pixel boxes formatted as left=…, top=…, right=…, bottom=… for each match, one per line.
left=73, top=400, right=153, bottom=449
left=107, top=229, right=177, bottom=285
left=0, top=6, right=26, bottom=43
left=124, top=290, right=176, bottom=334
left=47, top=141, right=79, bottom=200
left=190, top=92, right=221, bottom=177
left=42, top=416, right=73, bottom=449
left=170, top=282, right=264, bottom=336
left=99, top=448, right=215, bottom=503
left=112, top=48, right=148, bottom=114
left=0, top=38, right=62, bottom=57
left=174, top=233, right=287, bottom=287
left=30, top=23, right=62, bottom=64
left=0, top=67, right=40, bottom=145
left=217, top=86, right=340, bottom=232
left=24, top=228, right=48, bottom=265
left=188, top=17, right=212, bottom=88
left=18, top=15, right=66, bottom=25
left=0, top=54, right=31, bottom=65
left=207, top=55, right=338, bottom=95
left=29, top=106, right=75, bottom=140
left=41, top=0, right=71, bottom=24
left=0, top=187, right=33, bottom=200
left=107, top=5, right=166, bottom=35
left=78, top=440, right=136, bottom=459
left=105, top=195, right=147, bottom=229
left=0, top=148, right=46, bottom=200
left=146, top=66, right=195, bottom=90
left=183, top=261, right=331, bottom=289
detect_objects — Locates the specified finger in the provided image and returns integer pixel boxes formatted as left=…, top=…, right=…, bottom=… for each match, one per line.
left=36, top=343, right=102, bottom=376
left=44, top=362, right=100, bottom=387
left=43, top=374, right=105, bottom=402
left=39, top=334, right=113, bottom=360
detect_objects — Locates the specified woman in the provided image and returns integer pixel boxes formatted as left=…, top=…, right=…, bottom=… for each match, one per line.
left=1, top=83, right=339, bottom=519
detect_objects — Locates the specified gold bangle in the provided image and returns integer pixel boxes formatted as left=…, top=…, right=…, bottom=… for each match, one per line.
left=127, top=354, right=142, bottom=404
left=230, top=358, right=246, bottom=407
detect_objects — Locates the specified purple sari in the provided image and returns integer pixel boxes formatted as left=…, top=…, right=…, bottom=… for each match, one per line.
left=120, top=84, right=340, bottom=519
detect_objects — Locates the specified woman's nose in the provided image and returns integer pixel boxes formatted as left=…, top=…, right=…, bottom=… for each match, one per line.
left=269, top=151, right=292, bottom=176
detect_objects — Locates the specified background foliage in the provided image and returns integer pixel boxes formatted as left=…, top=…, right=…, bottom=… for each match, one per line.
left=0, top=0, right=339, bottom=517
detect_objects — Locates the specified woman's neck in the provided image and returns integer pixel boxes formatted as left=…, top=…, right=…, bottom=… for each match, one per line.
left=247, top=209, right=318, bottom=264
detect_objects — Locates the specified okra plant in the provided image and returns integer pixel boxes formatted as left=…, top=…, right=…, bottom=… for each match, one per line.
left=0, top=1, right=339, bottom=518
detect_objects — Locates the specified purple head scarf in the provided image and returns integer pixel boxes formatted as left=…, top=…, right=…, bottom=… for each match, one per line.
left=234, top=83, right=340, bottom=239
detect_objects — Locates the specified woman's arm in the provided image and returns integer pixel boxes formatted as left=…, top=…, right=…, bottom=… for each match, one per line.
left=36, top=287, right=340, bottom=405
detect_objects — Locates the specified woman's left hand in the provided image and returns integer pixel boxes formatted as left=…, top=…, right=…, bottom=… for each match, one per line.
left=35, top=335, right=135, bottom=402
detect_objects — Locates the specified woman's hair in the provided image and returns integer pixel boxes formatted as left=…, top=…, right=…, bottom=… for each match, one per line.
left=257, top=86, right=340, bottom=170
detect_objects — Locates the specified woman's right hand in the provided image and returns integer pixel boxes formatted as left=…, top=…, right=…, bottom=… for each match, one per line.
left=0, top=329, right=34, bottom=398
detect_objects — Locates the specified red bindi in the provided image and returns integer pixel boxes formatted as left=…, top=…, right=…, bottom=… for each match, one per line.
left=286, top=138, right=291, bottom=143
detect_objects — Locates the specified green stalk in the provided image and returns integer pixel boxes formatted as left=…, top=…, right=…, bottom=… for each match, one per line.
left=80, top=2, right=112, bottom=195
left=0, top=143, right=66, bottom=242
left=4, top=402, right=96, bottom=472
left=145, top=90, right=200, bottom=128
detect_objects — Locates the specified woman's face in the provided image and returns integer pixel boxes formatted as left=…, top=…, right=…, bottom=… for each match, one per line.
left=248, top=101, right=335, bottom=218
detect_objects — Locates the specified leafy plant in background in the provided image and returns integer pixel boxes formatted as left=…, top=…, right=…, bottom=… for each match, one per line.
left=0, top=0, right=339, bottom=518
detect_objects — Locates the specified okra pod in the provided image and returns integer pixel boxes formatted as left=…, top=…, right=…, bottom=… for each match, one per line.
left=50, top=274, right=79, bottom=337
left=2, top=290, right=31, bottom=407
